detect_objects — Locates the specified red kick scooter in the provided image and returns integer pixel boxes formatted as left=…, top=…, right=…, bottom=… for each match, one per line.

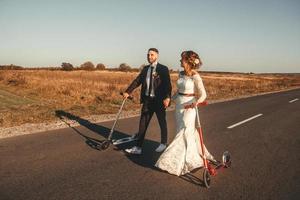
left=184, top=101, right=231, bottom=188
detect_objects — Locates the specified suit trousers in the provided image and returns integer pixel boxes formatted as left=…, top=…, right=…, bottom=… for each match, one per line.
left=136, top=96, right=168, bottom=147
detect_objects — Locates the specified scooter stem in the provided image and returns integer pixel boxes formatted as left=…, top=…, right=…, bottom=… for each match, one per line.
left=108, top=98, right=127, bottom=140
left=195, top=106, right=209, bottom=169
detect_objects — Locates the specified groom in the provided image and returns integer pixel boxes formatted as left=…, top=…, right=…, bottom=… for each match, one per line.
left=123, top=48, right=172, bottom=155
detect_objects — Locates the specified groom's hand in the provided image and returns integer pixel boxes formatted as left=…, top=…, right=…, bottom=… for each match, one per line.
left=163, top=98, right=170, bottom=108
left=123, top=92, right=130, bottom=99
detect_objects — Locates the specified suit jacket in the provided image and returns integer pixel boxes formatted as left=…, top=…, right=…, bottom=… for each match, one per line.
left=125, top=63, right=172, bottom=104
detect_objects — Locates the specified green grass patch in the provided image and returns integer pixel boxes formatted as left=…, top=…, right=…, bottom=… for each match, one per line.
left=0, top=89, right=36, bottom=109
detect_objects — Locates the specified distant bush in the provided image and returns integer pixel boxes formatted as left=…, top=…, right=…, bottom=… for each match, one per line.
left=96, top=63, right=106, bottom=70
left=0, top=64, right=23, bottom=70
left=61, top=62, right=74, bottom=71
left=119, top=63, right=131, bottom=72
left=80, top=61, right=95, bottom=71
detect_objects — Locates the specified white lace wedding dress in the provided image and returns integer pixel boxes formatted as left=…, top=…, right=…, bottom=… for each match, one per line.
left=155, top=72, right=215, bottom=176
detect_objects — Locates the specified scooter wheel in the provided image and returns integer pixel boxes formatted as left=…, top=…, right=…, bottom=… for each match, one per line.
left=222, top=151, right=232, bottom=168
left=101, top=140, right=110, bottom=150
left=203, top=168, right=211, bottom=188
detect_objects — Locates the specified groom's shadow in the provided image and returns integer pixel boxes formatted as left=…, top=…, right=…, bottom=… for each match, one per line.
left=55, top=110, right=131, bottom=151
left=55, top=110, right=206, bottom=186
left=54, top=110, right=161, bottom=162
left=55, top=110, right=162, bottom=170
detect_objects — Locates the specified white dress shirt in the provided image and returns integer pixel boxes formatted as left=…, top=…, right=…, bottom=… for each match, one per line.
left=145, top=61, right=157, bottom=97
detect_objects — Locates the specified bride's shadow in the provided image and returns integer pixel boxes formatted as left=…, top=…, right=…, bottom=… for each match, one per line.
left=55, top=110, right=205, bottom=186
left=180, top=169, right=206, bottom=187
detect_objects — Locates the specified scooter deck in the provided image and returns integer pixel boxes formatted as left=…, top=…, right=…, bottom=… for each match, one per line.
left=112, top=136, right=137, bottom=145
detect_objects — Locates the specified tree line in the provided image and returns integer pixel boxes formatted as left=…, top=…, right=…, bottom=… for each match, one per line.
left=0, top=63, right=180, bottom=73
left=0, top=62, right=146, bottom=72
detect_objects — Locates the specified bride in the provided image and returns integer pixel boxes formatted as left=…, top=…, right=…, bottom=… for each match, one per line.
left=155, top=50, right=215, bottom=176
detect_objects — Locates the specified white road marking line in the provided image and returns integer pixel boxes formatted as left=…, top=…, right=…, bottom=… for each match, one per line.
left=227, top=114, right=263, bottom=129
left=289, top=98, right=299, bottom=103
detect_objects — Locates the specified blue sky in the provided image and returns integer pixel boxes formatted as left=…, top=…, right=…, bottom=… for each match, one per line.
left=0, top=0, right=299, bottom=72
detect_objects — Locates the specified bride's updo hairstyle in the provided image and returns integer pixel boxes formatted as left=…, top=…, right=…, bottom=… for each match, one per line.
left=181, top=50, right=202, bottom=69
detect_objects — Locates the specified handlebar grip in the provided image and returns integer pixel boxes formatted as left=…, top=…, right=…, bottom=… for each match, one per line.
left=199, top=101, right=208, bottom=106
left=120, top=92, right=133, bottom=100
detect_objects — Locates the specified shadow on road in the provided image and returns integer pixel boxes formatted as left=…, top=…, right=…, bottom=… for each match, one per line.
left=54, top=110, right=155, bottom=153
left=180, top=170, right=205, bottom=187
left=55, top=110, right=127, bottom=151
left=122, top=140, right=161, bottom=170
left=54, top=110, right=161, bottom=166
left=54, top=110, right=204, bottom=186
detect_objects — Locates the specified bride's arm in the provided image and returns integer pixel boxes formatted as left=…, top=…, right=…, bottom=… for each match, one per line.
left=171, top=71, right=182, bottom=101
left=194, top=73, right=207, bottom=103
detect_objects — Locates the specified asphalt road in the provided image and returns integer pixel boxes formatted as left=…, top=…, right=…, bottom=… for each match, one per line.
left=1, top=89, right=299, bottom=200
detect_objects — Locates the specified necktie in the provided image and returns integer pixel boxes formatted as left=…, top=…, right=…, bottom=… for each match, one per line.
left=148, top=66, right=154, bottom=96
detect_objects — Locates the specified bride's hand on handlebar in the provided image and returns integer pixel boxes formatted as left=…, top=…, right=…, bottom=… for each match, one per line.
left=191, top=102, right=198, bottom=108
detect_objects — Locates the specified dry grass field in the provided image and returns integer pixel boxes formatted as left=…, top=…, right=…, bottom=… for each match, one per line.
left=0, top=69, right=299, bottom=128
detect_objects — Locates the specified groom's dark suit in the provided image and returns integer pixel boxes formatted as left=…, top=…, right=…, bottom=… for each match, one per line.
left=125, top=63, right=172, bottom=147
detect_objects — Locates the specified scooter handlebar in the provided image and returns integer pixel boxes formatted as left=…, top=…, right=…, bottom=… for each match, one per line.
left=184, top=101, right=208, bottom=109
left=120, top=92, right=133, bottom=100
